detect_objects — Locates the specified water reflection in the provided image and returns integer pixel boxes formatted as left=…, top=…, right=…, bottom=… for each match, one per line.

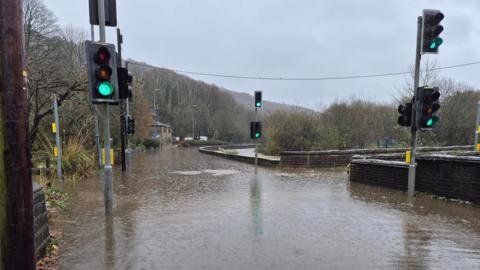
left=104, top=215, right=115, bottom=270
left=348, top=181, right=480, bottom=225
left=348, top=180, right=480, bottom=268
left=250, top=169, right=263, bottom=237
left=397, top=219, right=431, bottom=270
left=56, top=149, right=480, bottom=269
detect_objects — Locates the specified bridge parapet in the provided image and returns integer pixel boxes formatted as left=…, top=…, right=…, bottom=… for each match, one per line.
left=280, top=145, right=473, bottom=168
left=349, top=152, right=480, bottom=204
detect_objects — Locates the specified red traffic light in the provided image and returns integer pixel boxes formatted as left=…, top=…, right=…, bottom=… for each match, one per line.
left=94, top=47, right=111, bottom=64
left=425, top=12, right=444, bottom=25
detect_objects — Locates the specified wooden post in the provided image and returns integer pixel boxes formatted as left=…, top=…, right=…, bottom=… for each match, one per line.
left=0, top=0, right=36, bottom=268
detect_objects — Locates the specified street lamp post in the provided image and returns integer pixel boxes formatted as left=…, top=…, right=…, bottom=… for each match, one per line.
left=475, top=101, right=480, bottom=151
left=192, top=105, right=197, bottom=140
left=153, top=89, right=160, bottom=139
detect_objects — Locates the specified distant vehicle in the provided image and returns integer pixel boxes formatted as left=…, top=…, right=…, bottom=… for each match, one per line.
left=199, top=136, right=208, bottom=141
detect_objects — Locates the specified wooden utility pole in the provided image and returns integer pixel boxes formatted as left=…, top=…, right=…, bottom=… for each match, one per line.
left=0, top=0, right=36, bottom=269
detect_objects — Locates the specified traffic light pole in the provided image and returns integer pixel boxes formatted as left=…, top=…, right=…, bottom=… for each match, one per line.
left=408, top=16, right=423, bottom=199
left=475, top=101, right=480, bottom=151
left=125, top=61, right=131, bottom=164
left=98, top=0, right=113, bottom=215
left=255, top=108, right=258, bottom=167
left=95, top=112, right=102, bottom=168
left=53, top=95, right=62, bottom=179
left=90, top=26, right=103, bottom=169
left=117, top=28, right=127, bottom=172
left=124, top=61, right=132, bottom=169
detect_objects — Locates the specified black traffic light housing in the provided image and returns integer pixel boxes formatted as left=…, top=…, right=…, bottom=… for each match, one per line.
left=397, top=102, right=413, bottom=127
left=421, top=9, right=444, bottom=54
left=89, top=0, right=117, bottom=26
left=250, top=121, right=262, bottom=139
left=127, top=72, right=133, bottom=102
left=127, top=115, right=135, bottom=135
left=118, top=67, right=133, bottom=100
left=255, top=91, right=262, bottom=108
left=85, top=41, right=119, bottom=104
left=418, top=86, right=440, bottom=130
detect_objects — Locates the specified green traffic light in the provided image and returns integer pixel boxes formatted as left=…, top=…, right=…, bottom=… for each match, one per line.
left=98, top=82, right=114, bottom=96
left=255, top=132, right=261, bottom=138
left=426, top=116, right=439, bottom=127
left=256, top=102, right=262, bottom=107
left=427, top=118, right=434, bottom=127
left=429, top=38, right=443, bottom=49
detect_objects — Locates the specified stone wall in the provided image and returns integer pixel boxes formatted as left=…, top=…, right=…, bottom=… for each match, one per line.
left=348, top=159, right=408, bottom=190
left=349, top=153, right=480, bottom=204
left=33, top=183, right=49, bottom=257
left=280, top=145, right=473, bottom=168
left=199, top=145, right=279, bottom=167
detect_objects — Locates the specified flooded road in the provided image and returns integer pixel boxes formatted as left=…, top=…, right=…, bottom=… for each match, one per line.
left=56, top=148, right=480, bottom=270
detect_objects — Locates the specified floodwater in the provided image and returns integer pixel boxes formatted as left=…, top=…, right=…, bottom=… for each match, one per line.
left=55, top=148, right=480, bottom=270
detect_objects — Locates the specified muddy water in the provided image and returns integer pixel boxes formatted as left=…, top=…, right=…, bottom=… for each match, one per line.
left=56, top=148, right=480, bottom=270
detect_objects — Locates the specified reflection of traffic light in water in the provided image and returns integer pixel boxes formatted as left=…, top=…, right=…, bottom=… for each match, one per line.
left=250, top=173, right=263, bottom=236
left=400, top=218, right=432, bottom=269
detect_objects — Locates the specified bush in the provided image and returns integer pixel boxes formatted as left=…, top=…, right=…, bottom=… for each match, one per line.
left=143, top=138, right=160, bottom=149
left=60, top=135, right=95, bottom=178
left=37, top=129, right=95, bottom=180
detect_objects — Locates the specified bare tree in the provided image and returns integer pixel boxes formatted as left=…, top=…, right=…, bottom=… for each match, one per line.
left=23, top=0, right=87, bottom=146
left=396, top=58, right=440, bottom=102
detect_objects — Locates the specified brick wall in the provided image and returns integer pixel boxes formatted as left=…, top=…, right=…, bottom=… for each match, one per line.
left=33, top=183, right=49, bottom=257
left=349, top=153, right=480, bottom=204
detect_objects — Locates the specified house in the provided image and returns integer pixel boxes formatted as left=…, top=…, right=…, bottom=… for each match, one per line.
left=152, top=121, right=173, bottom=143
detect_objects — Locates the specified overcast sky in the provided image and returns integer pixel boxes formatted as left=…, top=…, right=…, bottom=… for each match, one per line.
left=44, top=0, right=480, bottom=109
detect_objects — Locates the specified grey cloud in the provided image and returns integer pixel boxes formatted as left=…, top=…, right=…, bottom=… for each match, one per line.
left=44, top=0, right=480, bottom=108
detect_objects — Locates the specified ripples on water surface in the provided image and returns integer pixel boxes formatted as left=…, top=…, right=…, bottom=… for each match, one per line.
left=56, top=148, right=480, bottom=270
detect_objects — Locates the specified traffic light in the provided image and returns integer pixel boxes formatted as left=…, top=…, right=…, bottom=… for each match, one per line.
left=421, top=9, right=444, bottom=54
left=397, top=102, right=413, bottom=127
left=255, top=91, right=262, bottom=108
left=118, top=67, right=133, bottom=100
left=127, top=115, right=135, bottom=135
left=418, top=86, right=440, bottom=130
left=250, top=121, right=261, bottom=139
left=127, top=72, right=133, bottom=102
left=85, top=41, right=119, bottom=104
